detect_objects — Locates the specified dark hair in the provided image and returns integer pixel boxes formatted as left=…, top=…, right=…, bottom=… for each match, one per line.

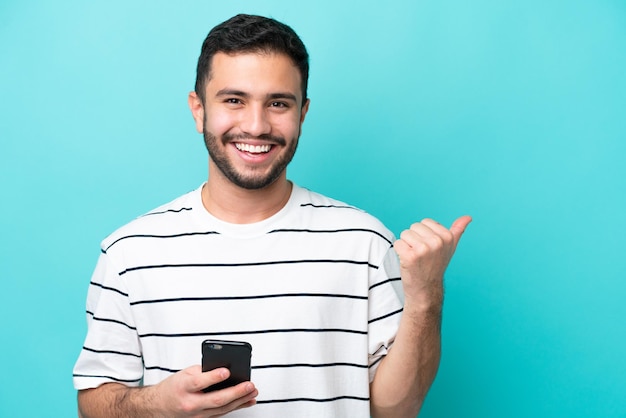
left=195, top=14, right=309, bottom=105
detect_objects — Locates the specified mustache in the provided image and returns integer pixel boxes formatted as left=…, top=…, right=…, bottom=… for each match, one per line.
left=222, top=133, right=287, bottom=147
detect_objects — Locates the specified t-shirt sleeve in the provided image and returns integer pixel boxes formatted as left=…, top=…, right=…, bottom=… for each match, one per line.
left=72, top=251, right=144, bottom=390
left=367, top=245, right=404, bottom=382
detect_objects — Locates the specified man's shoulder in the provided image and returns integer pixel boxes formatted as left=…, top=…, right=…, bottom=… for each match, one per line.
left=292, top=185, right=394, bottom=240
left=100, top=186, right=201, bottom=252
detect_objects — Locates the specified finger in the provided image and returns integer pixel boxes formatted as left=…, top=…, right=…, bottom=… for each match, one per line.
left=238, top=398, right=258, bottom=409
left=401, top=220, right=449, bottom=248
left=421, top=218, right=453, bottom=237
left=398, top=228, right=428, bottom=253
left=186, top=366, right=230, bottom=393
left=399, top=222, right=436, bottom=248
left=393, top=236, right=411, bottom=261
left=204, top=382, right=258, bottom=412
left=227, top=383, right=258, bottom=408
left=450, top=215, right=472, bottom=244
left=410, top=219, right=439, bottom=236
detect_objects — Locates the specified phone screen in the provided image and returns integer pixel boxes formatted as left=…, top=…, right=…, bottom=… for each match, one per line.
left=201, top=339, right=252, bottom=392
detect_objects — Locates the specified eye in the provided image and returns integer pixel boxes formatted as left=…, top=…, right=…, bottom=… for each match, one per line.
left=225, top=98, right=242, bottom=105
left=270, top=101, right=289, bottom=109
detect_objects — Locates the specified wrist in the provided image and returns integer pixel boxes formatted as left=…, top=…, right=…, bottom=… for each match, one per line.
left=401, top=299, right=443, bottom=335
left=117, top=385, right=164, bottom=418
left=403, top=288, right=443, bottom=314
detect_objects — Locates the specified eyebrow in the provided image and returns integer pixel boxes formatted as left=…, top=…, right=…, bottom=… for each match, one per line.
left=267, top=92, right=298, bottom=102
left=215, top=89, right=298, bottom=102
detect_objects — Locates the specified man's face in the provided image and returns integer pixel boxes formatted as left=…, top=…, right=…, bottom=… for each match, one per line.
left=190, top=52, right=309, bottom=190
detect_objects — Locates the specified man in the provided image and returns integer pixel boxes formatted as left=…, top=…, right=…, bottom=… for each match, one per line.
left=73, top=14, right=471, bottom=417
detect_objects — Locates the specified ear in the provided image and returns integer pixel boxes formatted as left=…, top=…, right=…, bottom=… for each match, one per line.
left=188, top=91, right=205, bottom=133
left=299, top=98, right=310, bottom=125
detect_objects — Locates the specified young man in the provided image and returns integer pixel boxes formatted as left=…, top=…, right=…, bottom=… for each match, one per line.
left=73, top=14, right=471, bottom=417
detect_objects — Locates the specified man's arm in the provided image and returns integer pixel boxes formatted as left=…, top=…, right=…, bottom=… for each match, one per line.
left=370, top=216, right=472, bottom=418
left=77, top=366, right=258, bottom=418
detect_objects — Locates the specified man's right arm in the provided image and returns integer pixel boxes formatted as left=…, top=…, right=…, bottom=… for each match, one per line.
left=77, top=366, right=258, bottom=418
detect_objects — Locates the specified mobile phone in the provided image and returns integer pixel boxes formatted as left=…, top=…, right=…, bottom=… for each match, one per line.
left=201, top=339, right=252, bottom=392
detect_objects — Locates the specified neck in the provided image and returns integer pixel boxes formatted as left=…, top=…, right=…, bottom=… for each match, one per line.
left=202, top=167, right=292, bottom=224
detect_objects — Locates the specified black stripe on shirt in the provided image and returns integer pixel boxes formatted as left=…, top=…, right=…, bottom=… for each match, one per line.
left=141, top=207, right=193, bottom=217
left=369, top=354, right=386, bottom=369
left=299, top=203, right=360, bottom=210
left=119, top=259, right=377, bottom=276
left=138, top=327, right=367, bottom=338
left=91, top=315, right=137, bottom=331
left=369, top=341, right=394, bottom=369
left=72, top=373, right=142, bottom=384
left=256, top=395, right=369, bottom=405
left=104, top=231, right=220, bottom=252
left=368, top=308, right=403, bottom=324
left=142, top=362, right=369, bottom=375
left=145, top=365, right=181, bottom=373
left=252, top=362, right=368, bottom=370
left=369, top=277, right=401, bottom=291
left=130, top=292, right=367, bottom=306
left=82, top=346, right=141, bottom=358
left=89, top=281, right=128, bottom=297
left=371, top=339, right=395, bottom=357
left=268, top=228, right=393, bottom=245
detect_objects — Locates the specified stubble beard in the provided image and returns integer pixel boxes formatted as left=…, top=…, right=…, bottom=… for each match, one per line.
left=203, top=128, right=299, bottom=190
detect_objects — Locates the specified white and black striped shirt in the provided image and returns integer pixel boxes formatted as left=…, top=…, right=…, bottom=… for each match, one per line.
left=73, top=183, right=404, bottom=417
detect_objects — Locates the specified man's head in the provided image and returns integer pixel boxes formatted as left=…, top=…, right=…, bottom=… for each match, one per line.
left=195, top=14, right=309, bottom=106
left=189, top=15, right=310, bottom=192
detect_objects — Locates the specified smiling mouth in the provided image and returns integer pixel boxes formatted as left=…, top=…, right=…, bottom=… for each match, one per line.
left=235, top=143, right=272, bottom=154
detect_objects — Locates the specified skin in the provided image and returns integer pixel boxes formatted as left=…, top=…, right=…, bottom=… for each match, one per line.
left=77, top=51, right=471, bottom=417
left=370, top=216, right=471, bottom=417
left=189, top=51, right=310, bottom=224
left=77, top=52, right=308, bottom=418
left=77, top=367, right=258, bottom=417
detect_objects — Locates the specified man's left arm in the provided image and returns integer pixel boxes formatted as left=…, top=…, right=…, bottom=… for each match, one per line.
left=370, top=216, right=472, bottom=418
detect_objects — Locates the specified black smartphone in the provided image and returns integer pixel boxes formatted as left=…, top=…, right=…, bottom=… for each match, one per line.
left=201, top=339, right=252, bottom=392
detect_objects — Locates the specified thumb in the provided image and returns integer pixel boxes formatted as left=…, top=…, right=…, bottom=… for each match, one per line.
left=450, top=215, right=472, bottom=245
left=182, top=365, right=229, bottom=393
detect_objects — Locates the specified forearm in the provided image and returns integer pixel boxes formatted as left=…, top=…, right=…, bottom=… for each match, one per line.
left=78, top=383, right=161, bottom=418
left=77, top=366, right=259, bottom=418
left=370, top=301, right=442, bottom=418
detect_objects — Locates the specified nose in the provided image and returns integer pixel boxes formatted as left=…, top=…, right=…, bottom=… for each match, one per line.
left=239, top=104, right=271, bottom=137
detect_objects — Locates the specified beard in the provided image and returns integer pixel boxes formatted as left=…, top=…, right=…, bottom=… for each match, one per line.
left=203, top=129, right=299, bottom=190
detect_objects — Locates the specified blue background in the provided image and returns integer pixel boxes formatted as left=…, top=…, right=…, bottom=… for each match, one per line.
left=1, top=0, right=625, bottom=416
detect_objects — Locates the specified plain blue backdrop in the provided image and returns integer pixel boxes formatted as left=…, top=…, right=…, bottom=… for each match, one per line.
left=1, top=0, right=625, bottom=416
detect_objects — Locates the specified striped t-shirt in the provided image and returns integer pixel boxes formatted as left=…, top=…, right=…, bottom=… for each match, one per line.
left=73, top=183, right=404, bottom=417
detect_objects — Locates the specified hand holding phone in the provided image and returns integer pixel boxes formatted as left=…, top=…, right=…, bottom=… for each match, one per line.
left=202, top=339, right=252, bottom=392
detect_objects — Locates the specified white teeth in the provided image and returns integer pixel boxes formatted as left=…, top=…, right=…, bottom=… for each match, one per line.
left=235, top=143, right=271, bottom=153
